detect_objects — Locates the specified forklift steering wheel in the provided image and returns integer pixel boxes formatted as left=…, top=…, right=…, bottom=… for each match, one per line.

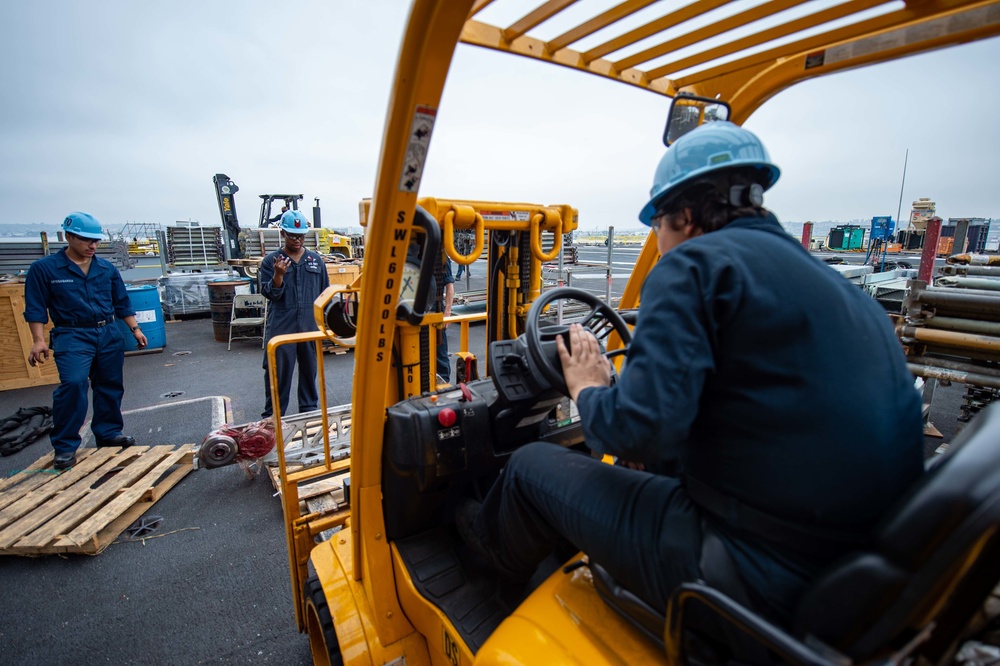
left=524, top=287, right=632, bottom=395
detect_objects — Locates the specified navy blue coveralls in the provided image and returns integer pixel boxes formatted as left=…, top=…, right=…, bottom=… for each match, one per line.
left=259, top=248, right=330, bottom=418
left=23, top=249, right=135, bottom=455
left=472, top=213, right=924, bottom=623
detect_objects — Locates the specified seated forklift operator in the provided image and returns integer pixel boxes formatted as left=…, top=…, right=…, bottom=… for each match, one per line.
left=457, top=122, right=925, bottom=626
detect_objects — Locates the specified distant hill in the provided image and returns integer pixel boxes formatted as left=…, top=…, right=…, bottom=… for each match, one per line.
left=0, top=223, right=63, bottom=239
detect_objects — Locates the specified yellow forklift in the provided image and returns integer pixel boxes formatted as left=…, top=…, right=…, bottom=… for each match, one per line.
left=266, top=2, right=1000, bottom=664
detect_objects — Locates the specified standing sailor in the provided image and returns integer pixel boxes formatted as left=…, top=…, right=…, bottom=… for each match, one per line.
left=24, top=212, right=147, bottom=470
left=259, top=210, right=330, bottom=418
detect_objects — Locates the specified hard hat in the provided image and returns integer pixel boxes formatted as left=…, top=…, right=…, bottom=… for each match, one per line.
left=638, top=121, right=780, bottom=226
left=280, top=210, right=310, bottom=234
left=61, top=212, right=105, bottom=240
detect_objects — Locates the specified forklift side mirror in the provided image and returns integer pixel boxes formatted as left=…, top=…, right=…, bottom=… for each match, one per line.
left=663, top=94, right=731, bottom=146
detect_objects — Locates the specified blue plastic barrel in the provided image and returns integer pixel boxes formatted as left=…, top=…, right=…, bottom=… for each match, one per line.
left=119, top=284, right=166, bottom=351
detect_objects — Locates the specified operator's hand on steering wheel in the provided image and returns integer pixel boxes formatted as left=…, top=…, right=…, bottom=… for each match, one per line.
left=556, top=323, right=612, bottom=403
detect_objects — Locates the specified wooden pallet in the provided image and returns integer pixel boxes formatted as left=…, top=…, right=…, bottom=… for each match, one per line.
left=0, top=444, right=195, bottom=556
left=321, top=340, right=352, bottom=355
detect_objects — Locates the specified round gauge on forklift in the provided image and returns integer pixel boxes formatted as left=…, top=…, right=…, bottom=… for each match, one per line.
left=398, top=260, right=421, bottom=307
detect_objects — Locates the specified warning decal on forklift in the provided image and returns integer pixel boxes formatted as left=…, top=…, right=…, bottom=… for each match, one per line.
left=820, top=5, right=998, bottom=68
left=399, top=106, right=437, bottom=193
left=479, top=210, right=530, bottom=222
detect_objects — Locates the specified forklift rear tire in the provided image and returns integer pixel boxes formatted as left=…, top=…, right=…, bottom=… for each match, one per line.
left=304, top=573, right=344, bottom=666
left=331, top=252, right=348, bottom=260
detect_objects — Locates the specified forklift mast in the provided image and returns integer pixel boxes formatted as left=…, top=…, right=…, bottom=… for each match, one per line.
left=257, top=194, right=305, bottom=229
left=212, top=173, right=242, bottom=260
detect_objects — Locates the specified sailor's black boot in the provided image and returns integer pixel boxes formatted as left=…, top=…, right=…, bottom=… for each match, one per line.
left=97, top=435, right=135, bottom=448
left=53, top=451, right=76, bottom=470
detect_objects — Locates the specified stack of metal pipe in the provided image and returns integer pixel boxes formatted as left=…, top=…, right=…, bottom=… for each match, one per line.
left=899, top=256, right=1000, bottom=392
left=937, top=253, right=1000, bottom=291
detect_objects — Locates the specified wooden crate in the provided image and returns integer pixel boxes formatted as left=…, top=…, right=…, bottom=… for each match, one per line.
left=326, top=263, right=360, bottom=286
left=0, top=444, right=195, bottom=556
left=0, top=282, right=60, bottom=391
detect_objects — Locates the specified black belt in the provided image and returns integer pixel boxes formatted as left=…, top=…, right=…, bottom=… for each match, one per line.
left=58, top=316, right=115, bottom=328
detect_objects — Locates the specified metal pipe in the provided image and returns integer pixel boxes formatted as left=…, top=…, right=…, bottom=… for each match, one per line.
left=935, top=276, right=1000, bottom=292
left=947, top=254, right=1000, bottom=266
left=917, top=216, right=942, bottom=284
left=899, top=326, right=1000, bottom=352
left=917, top=345, right=1000, bottom=365
left=923, top=316, right=1000, bottom=336
left=801, top=221, right=813, bottom=250
left=913, top=355, right=1000, bottom=378
left=909, top=289, right=1000, bottom=316
left=939, top=265, right=1000, bottom=277
left=924, top=285, right=1000, bottom=298
left=895, top=150, right=908, bottom=239
left=906, top=363, right=1000, bottom=390
left=157, top=230, right=169, bottom=275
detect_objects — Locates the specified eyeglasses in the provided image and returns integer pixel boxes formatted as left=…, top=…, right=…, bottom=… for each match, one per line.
left=69, top=235, right=100, bottom=246
left=650, top=199, right=690, bottom=235
left=649, top=206, right=675, bottom=236
left=649, top=213, right=664, bottom=236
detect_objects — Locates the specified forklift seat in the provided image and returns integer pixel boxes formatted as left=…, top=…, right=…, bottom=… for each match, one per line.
left=592, top=402, right=1000, bottom=665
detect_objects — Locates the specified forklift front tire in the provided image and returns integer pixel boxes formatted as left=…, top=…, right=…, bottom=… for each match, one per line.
left=304, top=573, right=344, bottom=666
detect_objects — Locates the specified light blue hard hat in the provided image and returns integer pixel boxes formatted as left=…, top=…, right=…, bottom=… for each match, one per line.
left=638, top=121, right=780, bottom=226
left=61, top=212, right=105, bottom=240
left=280, top=210, right=309, bottom=234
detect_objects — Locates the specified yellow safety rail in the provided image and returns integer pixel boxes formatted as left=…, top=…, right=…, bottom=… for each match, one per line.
left=267, top=330, right=343, bottom=631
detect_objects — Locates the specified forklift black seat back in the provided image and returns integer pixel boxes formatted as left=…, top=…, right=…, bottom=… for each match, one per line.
left=593, top=402, right=1000, bottom=665
left=794, top=400, right=1000, bottom=662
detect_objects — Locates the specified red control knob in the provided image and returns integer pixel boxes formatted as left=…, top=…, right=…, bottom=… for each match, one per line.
left=437, top=407, right=457, bottom=427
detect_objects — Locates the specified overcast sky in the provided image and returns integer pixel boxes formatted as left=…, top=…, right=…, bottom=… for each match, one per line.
left=2, top=1, right=998, bottom=233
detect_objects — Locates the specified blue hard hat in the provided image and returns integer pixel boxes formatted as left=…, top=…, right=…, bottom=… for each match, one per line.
left=638, top=121, right=780, bottom=226
left=61, top=212, right=105, bottom=240
left=280, top=210, right=309, bottom=234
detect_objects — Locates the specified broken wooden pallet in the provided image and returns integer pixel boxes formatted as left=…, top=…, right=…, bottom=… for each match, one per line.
left=0, top=444, right=195, bottom=556
left=321, top=340, right=352, bottom=355
left=266, top=464, right=349, bottom=542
